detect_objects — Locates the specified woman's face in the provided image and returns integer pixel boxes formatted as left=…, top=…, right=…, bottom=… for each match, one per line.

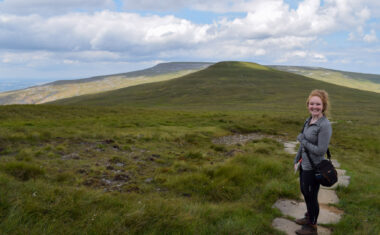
left=308, top=96, right=324, bottom=117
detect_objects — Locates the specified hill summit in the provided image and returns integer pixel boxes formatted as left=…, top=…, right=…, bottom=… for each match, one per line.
left=53, top=61, right=380, bottom=115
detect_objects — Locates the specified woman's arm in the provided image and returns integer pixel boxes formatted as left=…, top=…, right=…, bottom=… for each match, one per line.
left=301, top=122, right=332, bottom=155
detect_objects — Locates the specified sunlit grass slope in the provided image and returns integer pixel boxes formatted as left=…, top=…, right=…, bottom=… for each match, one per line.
left=0, top=62, right=212, bottom=105
left=271, top=65, right=380, bottom=93
left=1, top=61, right=380, bottom=234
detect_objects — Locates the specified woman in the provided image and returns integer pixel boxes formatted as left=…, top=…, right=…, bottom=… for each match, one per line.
left=293, top=90, right=332, bottom=235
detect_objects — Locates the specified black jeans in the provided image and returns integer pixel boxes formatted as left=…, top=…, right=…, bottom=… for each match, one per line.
left=300, top=168, right=320, bottom=225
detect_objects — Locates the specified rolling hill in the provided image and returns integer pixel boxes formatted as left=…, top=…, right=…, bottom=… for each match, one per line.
left=270, top=65, right=380, bottom=93
left=53, top=61, right=380, bottom=118
left=0, top=62, right=213, bottom=105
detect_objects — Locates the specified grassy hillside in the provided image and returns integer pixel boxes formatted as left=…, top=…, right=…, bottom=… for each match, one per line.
left=271, top=65, right=380, bottom=93
left=54, top=61, right=380, bottom=119
left=0, top=62, right=213, bottom=105
left=1, top=61, right=380, bottom=234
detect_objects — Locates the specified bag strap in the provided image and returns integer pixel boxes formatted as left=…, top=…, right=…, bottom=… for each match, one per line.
left=304, top=146, right=317, bottom=170
left=326, top=149, right=331, bottom=160
left=300, top=117, right=331, bottom=170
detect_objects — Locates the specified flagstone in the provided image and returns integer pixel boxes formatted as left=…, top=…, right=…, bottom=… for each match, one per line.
left=299, top=188, right=339, bottom=204
left=273, top=199, right=342, bottom=224
left=272, top=218, right=331, bottom=235
left=284, top=141, right=298, bottom=155
left=331, top=159, right=340, bottom=168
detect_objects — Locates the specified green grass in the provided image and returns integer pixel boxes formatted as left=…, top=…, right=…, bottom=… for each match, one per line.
left=271, top=65, right=380, bottom=93
left=0, top=106, right=300, bottom=234
left=1, top=61, right=380, bottom=234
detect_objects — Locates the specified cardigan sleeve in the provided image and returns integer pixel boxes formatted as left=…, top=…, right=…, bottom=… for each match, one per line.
left=301, top=121, right=332, bottom=155
left=294, top=117, right=309, bottom=164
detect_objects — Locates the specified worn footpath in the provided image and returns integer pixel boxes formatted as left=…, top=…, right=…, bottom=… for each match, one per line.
left=212, top=133, right=350, bottom=234
left=272, top=141, right=350, bottom=235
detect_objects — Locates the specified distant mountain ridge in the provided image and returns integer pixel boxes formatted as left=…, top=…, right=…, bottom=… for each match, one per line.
left=2, top=62, right=379, bottom=106
left=52, top=61, right=380, bottom=119
left=270, top=65, right=380, bottom=93
left=0, top=62, right=213, bottom=105
left=48, top=62, right=214, bottom=86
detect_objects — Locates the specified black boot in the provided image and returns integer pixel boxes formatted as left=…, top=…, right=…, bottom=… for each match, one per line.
left=295, top=217, right=309, bottom=225
left=295, top=223, right=317, bottom=235
left=295, top=212, right=309, bottom=225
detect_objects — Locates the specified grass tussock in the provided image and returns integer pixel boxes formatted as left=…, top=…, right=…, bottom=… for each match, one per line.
left=1, top=162, right=45, bottom=181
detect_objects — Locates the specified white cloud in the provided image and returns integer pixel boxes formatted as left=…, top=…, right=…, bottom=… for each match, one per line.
left=0, top=0, right=114, bottom=15
left=122, top=0, right=190, bottom=11
left=63, top=59, right=78, bottom=64
left=0, top=0, right=379, bottom=81
left=122, top=0, right=380, bottom=16
left=0, top=48, right=162, bottom=80
left=348, top=27, right=378, bottom=42
left=276, top=50, right=327, bottom=63
left=188, top=41, right=268, bottom=59
left=0, top=49, right=124, bottom=70
left=212, top=0, right=376, bottom=45
left=348, top=32, right=356, bottom=40
left=312, top=53, right=327, bottom=62
left=0, top=1, right=376, bottom=55
left=0, top=11, right=212, bottom=55
left=363, top=29, right=378, bottom=42
left=0, top=51, right=52, bottom=65
left=360, top=0, right=380, bottom=16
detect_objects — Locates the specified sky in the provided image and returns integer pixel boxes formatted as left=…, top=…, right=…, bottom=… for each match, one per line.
left=0, top=0, right=379, bottom=90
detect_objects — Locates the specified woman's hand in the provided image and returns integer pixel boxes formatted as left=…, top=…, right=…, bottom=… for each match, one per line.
left=294, top=162, right=301, bottom=173
left=297, top=133, right=304, bottom=142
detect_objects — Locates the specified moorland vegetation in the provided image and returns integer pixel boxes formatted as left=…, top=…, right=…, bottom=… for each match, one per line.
left=0, top=62, right=379, bottom=234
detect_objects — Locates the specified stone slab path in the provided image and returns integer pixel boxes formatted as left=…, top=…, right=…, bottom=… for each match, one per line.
left=272, top=218, right=332, bottom=235
left=212, top=133, right=269, bottom=145
left=211, top=133, right=350, bottom=234
left=284, top=141, right=298, bottom=155
left=273, top=199, right=343, bottom=225
left=272, top=141, right=350, bottom=235
left=316, top=189, right=339, bottom=204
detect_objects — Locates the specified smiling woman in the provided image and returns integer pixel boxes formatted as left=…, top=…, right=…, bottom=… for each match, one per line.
left=293, top=89, right=332, bottom=235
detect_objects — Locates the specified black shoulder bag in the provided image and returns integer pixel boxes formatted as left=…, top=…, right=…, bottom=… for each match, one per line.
left=301, top=120, right=338, bottom=187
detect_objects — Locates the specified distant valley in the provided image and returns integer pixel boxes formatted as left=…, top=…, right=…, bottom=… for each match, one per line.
left=0, top=62, right=213, bottom=105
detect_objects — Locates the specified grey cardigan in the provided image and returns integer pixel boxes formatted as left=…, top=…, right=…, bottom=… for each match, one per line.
left=294, top=116, right=332, bottom=171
